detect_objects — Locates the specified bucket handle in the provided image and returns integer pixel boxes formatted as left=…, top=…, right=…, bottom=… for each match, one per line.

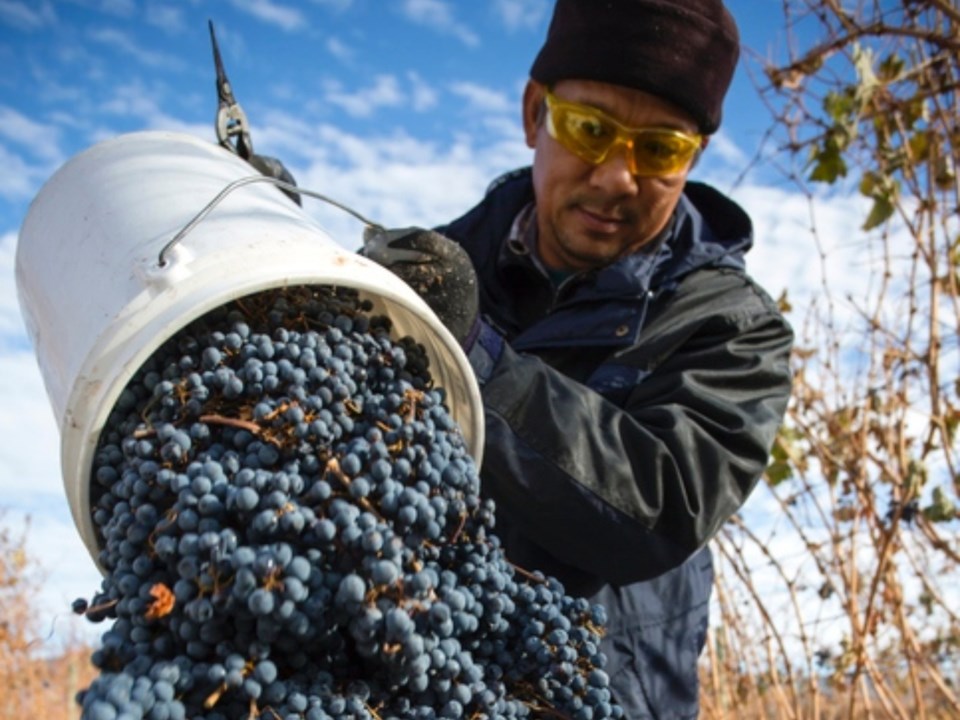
left=158, top=175, right=385, bottom=268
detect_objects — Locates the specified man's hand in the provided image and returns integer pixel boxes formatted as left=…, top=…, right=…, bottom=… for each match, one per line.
left=361, top=227, right=479, bottom=347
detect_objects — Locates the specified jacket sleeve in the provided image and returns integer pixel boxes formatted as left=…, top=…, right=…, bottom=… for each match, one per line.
left=477, top=270, right=794, bottom=588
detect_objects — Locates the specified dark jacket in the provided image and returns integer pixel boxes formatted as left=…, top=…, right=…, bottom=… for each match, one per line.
left=437, top=168, right=794, bottom=719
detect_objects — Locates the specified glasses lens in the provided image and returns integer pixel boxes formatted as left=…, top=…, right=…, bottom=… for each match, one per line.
left=552, top=105, right=618, bottom=162
left=632, top=131, right=699, bottom=177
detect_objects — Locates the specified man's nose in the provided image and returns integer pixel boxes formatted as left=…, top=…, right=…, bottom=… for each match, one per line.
left=588, top=144, right=639, bottom=195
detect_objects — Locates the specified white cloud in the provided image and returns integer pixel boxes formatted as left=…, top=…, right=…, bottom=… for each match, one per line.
left=248, top=109, right=315, bottom=157
left=399, top=0, right=479, bottom=47
left=51, top=0, right=135, bottom=18
left=93, top=81, right=210, bottom=140
left=317, top=73, right=439, bottom=119
left=227, top=0, right=307, bottom=32
left=24, top=71, right=89, bottom=106
left=326, top=36, right=354, bottom=62
left=703, top=127, right=749, bottom=170
left=728, top=182, right=865, bottom=304
left=0, top=231, right=26, bottom=340
left=100, top=0, right=135, bottom=16
left=145, top=2, right=185, bottom=33
left=323, top=75, right=404, bottom=118
left=287, top=121, right=529, bottom=243
left=407, top=71, right=438, bottom=112
left=0, top=145, right=44, bottom=201
left=479, top=114, right=526, bottom=142
left=0, top=0, right=56, bottom=30
left=87, top=26, right=187, bottom=70
left=493, top=0, right=548, bottom=31
left=448, top=81, right=513, bottom=114
left=308, top=0, right=353, bottom=9
left=0, top=106, right=65, bottom=163
left=98, top=80, right=164, bottom=117
left=0, top=351, right=62, bottom=502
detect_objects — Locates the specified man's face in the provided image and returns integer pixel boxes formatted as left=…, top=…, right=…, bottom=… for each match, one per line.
left=522, top=78, right=704, bottom=272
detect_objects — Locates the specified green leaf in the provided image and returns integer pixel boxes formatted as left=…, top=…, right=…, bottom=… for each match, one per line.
left=901, top=97, right=928, bottom=129
left=809, top=144, right=847, bottom=184
left=860, top=177, right=900, bottom=230
left=907, top=130, right=931, bottom=165
left=765, top=459, right=793, bottom=487
left=823, top=89, right=854, bottom=122
left=904, top=458, right=928, bottom=495
left=859, top=171, right=881, bottom=197
left=923, top=486, right=957, bottom=523
left=878, top=53, right=904, bottom=82
left=763, top=429, right=797, bottom=487
left=862, top=196, right=895, bottom=231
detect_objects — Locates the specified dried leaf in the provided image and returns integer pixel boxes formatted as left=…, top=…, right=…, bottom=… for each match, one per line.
left=145, top=582, right=175, bottom=620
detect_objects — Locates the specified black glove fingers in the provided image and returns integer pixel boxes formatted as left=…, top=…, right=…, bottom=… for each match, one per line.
left=362, top=228, right=435, bottom=265
left=360, top=226, right=480, bottom=347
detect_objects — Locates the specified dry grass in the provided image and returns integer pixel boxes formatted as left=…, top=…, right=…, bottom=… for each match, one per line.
left=0, top=517, right=96, bottom=720
left=2, top=646, right=96, bottom=720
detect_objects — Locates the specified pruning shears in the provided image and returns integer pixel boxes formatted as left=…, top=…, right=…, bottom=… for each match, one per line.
left=207, top=20, right=302, bottom=205
left=210, top=20, right=254, bottom=160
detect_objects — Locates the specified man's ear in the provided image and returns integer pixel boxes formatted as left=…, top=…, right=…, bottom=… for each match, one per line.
left=522, top=80, right=546, bottom=149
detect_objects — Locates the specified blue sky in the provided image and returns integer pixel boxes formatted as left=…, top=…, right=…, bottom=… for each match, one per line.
left=0, top=0, right=868, bottom=649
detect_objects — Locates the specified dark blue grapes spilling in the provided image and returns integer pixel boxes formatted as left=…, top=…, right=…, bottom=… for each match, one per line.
left=75, top=287, right=622, bottom=720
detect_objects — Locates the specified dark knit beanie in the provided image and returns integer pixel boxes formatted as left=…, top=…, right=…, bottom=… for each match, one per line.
left=530, top=0, right=739, bottom=134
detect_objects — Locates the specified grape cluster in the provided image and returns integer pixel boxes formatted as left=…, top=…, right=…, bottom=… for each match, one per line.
left=75, top=287, right=622, bottom=720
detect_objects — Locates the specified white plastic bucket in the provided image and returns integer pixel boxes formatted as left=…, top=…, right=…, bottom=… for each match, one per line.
left=16, top=130, right=483, bottom=566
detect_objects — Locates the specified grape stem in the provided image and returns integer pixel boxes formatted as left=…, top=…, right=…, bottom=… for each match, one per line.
left=508, top=561, right=548, bottom=585
left=83, top=597, right=119, bottom=617
left=521, top=697, right=575, bottom=719
left=324, top=457, right=380, bottom=519
left=199, top=414, right=267, bottom=436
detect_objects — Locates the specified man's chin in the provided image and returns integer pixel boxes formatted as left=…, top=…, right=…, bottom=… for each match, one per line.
left=558, top=250, right=618, bottom=273
left=562, top=236, right=623, bottom=269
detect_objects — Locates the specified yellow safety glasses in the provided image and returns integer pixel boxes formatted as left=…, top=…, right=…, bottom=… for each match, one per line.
left=543, top=89, right=703, bottom=178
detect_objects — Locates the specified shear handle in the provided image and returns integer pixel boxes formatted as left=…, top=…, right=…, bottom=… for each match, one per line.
left=210, top=20, right=253, bottom=158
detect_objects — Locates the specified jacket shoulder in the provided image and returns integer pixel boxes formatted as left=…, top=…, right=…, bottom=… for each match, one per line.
left=484, top=167, right=532, bottom=196
left=436, top=168, right=534, bottom=266
left=662, top=267, right=787, bottom=326
left=628, top=267, right=794, bottom=378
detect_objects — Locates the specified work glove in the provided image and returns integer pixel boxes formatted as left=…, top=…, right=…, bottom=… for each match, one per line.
left=361, top=227, right=480, bottom=348
left=247, top=153, right=301, bottom=206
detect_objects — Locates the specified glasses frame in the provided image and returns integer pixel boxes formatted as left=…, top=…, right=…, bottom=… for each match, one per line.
left=542, top=88, right=704, bottom=178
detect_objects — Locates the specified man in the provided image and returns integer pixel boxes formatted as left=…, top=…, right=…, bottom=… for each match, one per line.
left=364, top=0, right=794, bottom=717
